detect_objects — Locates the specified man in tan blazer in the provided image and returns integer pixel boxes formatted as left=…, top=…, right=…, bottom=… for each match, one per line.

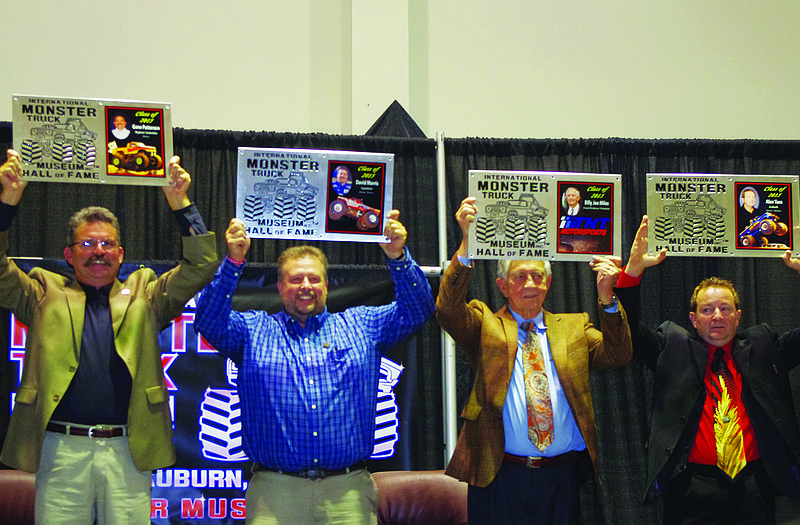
left=0, top=149, right=217, bottom=525
left=437, top=197, right=632, bottom=524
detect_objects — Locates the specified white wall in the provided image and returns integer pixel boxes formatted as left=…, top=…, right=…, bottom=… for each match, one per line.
left=2, top=1, right=798, bottom=139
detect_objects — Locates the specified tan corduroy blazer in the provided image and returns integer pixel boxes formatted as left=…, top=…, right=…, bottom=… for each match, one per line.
left=436, top=255, right=632, bottom=488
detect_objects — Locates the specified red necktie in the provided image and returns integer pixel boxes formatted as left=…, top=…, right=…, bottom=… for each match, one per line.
left=711, top=347, right=746, bottom=479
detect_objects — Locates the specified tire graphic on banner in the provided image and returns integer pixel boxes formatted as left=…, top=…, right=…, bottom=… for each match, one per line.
left=200, top=358, right=405, bottom=462
left=243, top=195, right=265, bottom=221
left=198, top=388, right=248, bottom=462
left=371, top=358, right=404, bottom=459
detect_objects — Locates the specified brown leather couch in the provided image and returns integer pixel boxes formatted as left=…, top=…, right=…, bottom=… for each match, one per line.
left=374, top=469, right=467, bottom=525
left=0, top=469, right=35, bottom=525
left=0, top=468, right=466, bottom=525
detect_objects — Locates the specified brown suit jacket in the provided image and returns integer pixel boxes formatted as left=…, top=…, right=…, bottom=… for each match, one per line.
left=436, top=255, right=632, bottom=487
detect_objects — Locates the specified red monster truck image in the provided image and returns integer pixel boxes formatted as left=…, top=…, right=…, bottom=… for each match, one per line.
left=108, top=142, right=163, bottom=172
left=739, top=212, right=789, bottom=248
left=328, top=197, right=381, bottom=230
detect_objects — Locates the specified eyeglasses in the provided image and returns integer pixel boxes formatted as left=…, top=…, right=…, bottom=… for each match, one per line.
left=71, top=238, right=119, bottom=249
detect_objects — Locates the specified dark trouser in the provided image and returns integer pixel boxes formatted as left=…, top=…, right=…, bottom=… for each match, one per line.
left=468, top=455, right=580, bottom=525
left=662, top=461, right=775, bottom=525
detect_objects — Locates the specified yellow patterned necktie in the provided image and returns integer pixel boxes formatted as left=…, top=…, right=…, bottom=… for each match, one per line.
left=711, top=347, right=746, bottom=479
left=521, top=322, right=554, bottom=452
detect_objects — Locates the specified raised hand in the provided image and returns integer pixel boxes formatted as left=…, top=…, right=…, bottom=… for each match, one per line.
left=0, top=150, right=26, bottom=205
left=626, top=215, right=667, bottom=278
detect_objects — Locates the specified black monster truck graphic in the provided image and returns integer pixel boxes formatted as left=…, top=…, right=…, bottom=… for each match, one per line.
left=242, top=172, right=319, bottom=222
left=653, top=195, right=726, bottom=241
left=476, top=194, right=549, bottom=244
left=20, top=118, right=97, bottom=166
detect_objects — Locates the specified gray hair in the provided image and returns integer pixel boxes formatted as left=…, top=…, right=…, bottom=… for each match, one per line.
left=67, top=207, right=121, bottom=246
left=497, top=259, right=552, bottom=280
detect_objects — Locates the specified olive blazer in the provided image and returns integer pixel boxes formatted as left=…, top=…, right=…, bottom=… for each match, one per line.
left=0, top=230, right=217, bottom=473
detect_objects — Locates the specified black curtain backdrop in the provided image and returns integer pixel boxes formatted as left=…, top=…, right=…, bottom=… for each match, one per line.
left=2, top=120, right=800, bottom=523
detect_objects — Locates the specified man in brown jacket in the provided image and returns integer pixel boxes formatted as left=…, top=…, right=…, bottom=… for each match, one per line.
left=437, top=196, right=632, bottom=524
left=0, top=149, right=218, bottom=525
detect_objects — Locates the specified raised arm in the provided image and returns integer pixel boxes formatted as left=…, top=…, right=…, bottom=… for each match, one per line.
left=0, top=150, right=27, bottom=206
left=379, top=209, right=407, bottom=260
left=589, top=256, right=622, bottom=305
left=455, top=197, right=477, bottom=259
left=226, top=218, right=251, bottom=262
left=161, top=156, right=193, bottom=211
left=624, top=215, right=667, bottom=277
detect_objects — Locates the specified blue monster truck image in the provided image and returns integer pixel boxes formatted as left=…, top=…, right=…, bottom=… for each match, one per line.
left=738, top=212, right=788, bottom=248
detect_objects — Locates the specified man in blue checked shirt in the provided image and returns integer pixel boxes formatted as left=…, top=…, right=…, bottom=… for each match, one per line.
left=195, top=210, right=434, bottom=525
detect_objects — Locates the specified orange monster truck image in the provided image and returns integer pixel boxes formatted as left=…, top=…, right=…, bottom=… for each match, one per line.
left=108, top=142, right=163, bottom=172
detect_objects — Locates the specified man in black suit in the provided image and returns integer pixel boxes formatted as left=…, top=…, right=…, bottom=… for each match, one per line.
left=613, top=215, right=800, bottom=525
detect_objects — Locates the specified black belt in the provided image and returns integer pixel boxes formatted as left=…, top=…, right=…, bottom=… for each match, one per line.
left=504, top=451, right=576, bottom=468
left=46, top=422, right=127, bottom=438
left=252, top=460, right=368, bottom=480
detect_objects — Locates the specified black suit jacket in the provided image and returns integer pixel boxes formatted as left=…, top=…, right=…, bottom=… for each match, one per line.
left=615, top=284, right=800, bottom=503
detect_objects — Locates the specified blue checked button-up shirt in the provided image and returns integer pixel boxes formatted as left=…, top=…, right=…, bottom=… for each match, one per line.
left=195, top=246, right=434, bottom=472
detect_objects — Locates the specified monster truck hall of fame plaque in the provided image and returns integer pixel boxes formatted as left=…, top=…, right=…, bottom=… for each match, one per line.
left=467, top=170, right=621, bottom=262
left=12, top=95, right=172, bottom=186
left=646, top=174, right=800, bottom=258
left=236, top=147, right=394, bottom=243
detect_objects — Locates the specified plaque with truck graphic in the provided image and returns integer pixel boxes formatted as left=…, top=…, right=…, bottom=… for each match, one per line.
left=236, top=147, right=394, bottom=243
left=467, top=170, right=621, bottom=261
left=645, top=174, right=800, bottom=258
left=13, top=95, right=173, bottom=186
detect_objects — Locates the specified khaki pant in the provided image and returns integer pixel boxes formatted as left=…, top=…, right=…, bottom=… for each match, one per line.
left=35, top=430, right=151, bottom=525
left=246, top=468, right=378, bottom=524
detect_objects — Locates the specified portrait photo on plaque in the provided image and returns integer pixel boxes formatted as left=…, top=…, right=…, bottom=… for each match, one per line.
left=556, top=181, right=614, bottom=255
left=735, top=182, right=793, bottom=250
left=325, top=161, right=386, bottom=236
left=105, top=106, right=166, bottom=178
